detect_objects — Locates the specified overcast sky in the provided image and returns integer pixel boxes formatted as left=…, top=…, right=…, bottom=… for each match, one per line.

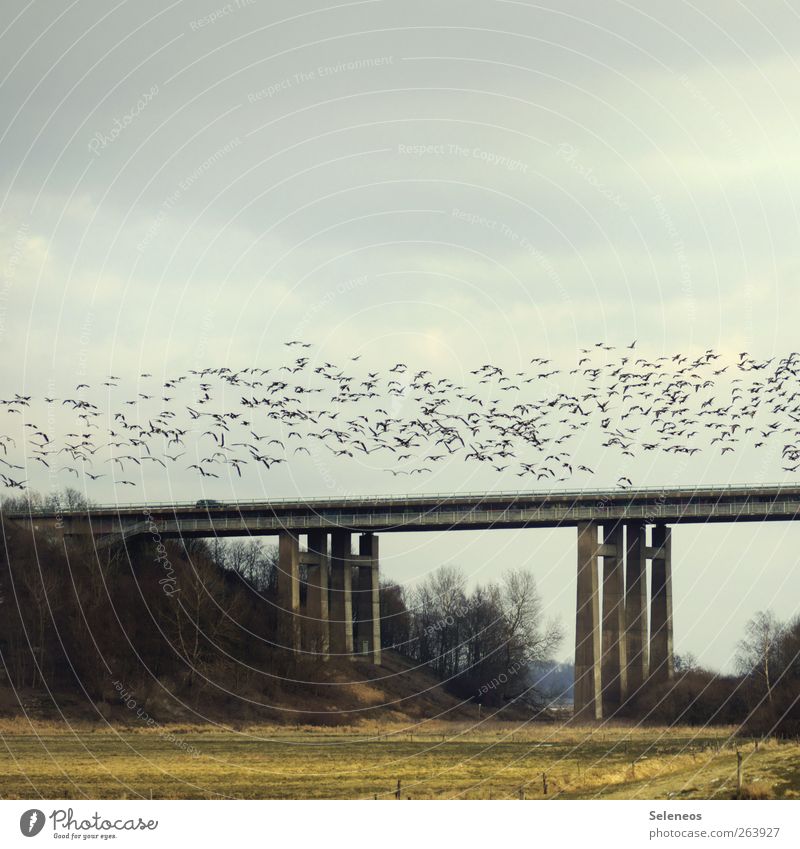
left=2, top=0, right=800, bottom=671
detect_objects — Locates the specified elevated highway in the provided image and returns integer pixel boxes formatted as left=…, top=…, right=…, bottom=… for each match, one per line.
left=13, top=482, right=800, bottom=540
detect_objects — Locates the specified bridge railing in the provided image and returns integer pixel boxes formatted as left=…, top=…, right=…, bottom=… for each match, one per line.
left=5, top=480, right=798, bottom=517
left=83, top=495, right=800, bottom=536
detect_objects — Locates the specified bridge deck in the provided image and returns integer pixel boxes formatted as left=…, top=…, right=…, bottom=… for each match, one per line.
left=8, top=483, right=800, bottom=538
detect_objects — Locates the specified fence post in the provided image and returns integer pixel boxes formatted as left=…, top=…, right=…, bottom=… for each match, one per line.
left=736, top=750, right=743, bottom=796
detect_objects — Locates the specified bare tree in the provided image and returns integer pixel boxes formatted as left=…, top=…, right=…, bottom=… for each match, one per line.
left=736, top=610, right=784, bottom=703
left=409, top=566, right=468, bottom=677
left=379, top=581, right=410, bottom=651
left=674, top=652, right=699, bottom=674
left=166, top=546, right=248, bottom=688
left=499, top=568, right=562, bottom=667
left=205, top=537, right=276, bottom=592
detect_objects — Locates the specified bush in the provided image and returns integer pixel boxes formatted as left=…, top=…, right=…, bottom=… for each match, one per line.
left=626, top=671, right=748, bottom=726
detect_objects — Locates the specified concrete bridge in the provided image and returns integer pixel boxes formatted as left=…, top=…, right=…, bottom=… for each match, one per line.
left=10, top=482, right=800, bottom=719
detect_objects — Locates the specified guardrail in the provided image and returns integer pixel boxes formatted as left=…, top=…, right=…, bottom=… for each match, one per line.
left=5, top=480, right=799, bottom=518
left=83, top=496, right=800, bottom=539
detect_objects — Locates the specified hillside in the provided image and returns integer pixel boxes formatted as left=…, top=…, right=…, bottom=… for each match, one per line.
left=0, top=651, right=505, bottom=727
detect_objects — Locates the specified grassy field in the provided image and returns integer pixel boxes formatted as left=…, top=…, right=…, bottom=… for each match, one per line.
left=1, top=720, right=798, bottom=800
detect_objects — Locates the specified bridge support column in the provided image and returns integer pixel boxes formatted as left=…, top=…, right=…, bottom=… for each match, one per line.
left=601, top=522, right=627, bottom=715
left=356, top=533, right=381, bottom=665
left=574, top=521, right=602, bottom=720
left=329, top=530, right=354, bottom=658
left=649, top=525, right=674, bottom=684
left=278, top=531, right=301, bottom=653
left=624, top=522, right=649, bottom=698
left=306, top=530, right=330, bottom=660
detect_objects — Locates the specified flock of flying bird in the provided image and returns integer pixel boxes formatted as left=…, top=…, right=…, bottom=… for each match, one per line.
left=2, top=341, right=800, bottom=495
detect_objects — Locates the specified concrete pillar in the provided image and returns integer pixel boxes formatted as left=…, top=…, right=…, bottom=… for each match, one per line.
left=329, top=530, right=354, bottom=658
left=574, top=521, right=602, bottom=720
left=306, top=530, right=330, bottom=659
left=624, top=522, right=649, bottom=696
left=601, top=522, right=627, bottom=715
left=356, top=533, right=381, bottom=665
left=277, top=531, right=300, bottom=653
left=649, top=524, right=674, bottom=684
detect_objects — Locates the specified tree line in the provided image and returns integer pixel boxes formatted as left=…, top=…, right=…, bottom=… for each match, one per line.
left=625, top=609, right=800, bottom=737
left=380, top=565, right=564, bottom=705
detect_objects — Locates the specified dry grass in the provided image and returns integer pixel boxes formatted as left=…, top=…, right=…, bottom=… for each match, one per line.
left=0, top=720, right=798, bottom=800
left=738, top=782, right=775, bottom=800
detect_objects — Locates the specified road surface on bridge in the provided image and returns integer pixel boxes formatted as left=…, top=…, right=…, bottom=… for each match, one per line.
left=10, top=482, right=800, bottom=541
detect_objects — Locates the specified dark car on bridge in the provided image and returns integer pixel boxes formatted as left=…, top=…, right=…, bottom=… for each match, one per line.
left=195, top=499, right=223, bottom=508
